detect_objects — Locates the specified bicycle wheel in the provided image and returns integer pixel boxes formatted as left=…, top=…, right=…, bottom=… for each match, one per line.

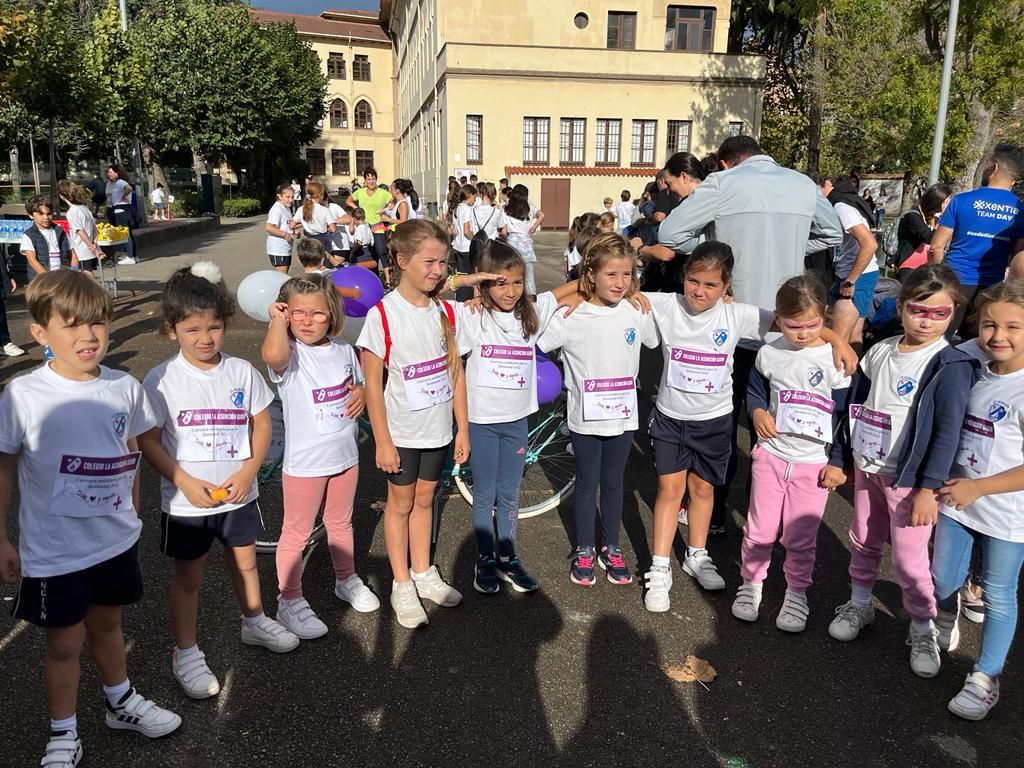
left=454, top=397, right=575, bottom=518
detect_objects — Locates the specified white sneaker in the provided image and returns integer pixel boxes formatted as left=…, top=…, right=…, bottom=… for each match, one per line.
left=935, top=608, right=961, bottom=653
left=40, top=731, right=82, bottom=767
left=908, top=623, right=941, bottom=678
left=116, top=256, right=136, bottom=265
left=828, top=600, right=875, bottom=642
left=411, top=565, right=462, bottom=607
left=731, top=583, right=762, bottom=622
left=105, top=688, right=182, bottom=737
left=643, top=565, right=672, bottom=612
left=335, top=574, right=381, bottom=612
left=171, top=649, right=220, bottom=699
left=391, top=580, right=428, bottom=629
left=240, top=615, right=300, bottom=652
left=949, top=671, right=1000, bottom=721
left=776, top=590, right=810, bottom=633
left=2, top=342, right=25, bottom=357
left=682, top=549, right=725, bottom=591
left=276, top=597, right=328, bottom=640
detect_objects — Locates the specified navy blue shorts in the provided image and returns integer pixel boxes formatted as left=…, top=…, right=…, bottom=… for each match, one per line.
left=389, top=445, right=449, bottom=487
left=647, top=409, right=732, bottom=485
left=830, top=271, right=879, bottom=319
left=160, top=501, right=262, bottom=560
left=11, top=542, right=143, bottom=628
left=268, top=253, right=292, bottom=268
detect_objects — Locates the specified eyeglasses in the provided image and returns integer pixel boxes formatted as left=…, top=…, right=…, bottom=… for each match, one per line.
left=781, top=318, right=823, bottom=331
left=287, top=309, right=330, bottom=323
left=905, top=303, right=953, bottom=321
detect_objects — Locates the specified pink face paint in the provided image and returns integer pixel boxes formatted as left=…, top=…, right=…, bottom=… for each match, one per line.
left=906, top=304, right=953, bottom=322
left=781, top=318, right=824, bottom=331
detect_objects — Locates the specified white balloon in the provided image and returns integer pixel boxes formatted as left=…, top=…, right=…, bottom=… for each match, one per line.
left=340, top=315, right=365, bottom=345
left=237, top=271, right=290, bottom=322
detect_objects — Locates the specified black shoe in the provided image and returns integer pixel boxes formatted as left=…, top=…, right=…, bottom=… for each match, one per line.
left=496, top=557, right=539, bottom=592
left=474, top=555, right=500, bottom=594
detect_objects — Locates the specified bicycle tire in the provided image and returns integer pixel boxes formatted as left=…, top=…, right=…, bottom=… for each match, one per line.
left=454, top=397, right=575, bottom=518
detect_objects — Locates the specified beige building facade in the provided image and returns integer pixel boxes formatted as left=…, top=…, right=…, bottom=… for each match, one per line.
left=382, top=0, right=765, bottom=226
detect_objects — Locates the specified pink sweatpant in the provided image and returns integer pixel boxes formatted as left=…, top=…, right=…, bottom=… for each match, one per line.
left=848, top=467, right=936, bottom=621
left=741, top=446, right=828, bottom=591
left=277, top=467, right=359, bottom=600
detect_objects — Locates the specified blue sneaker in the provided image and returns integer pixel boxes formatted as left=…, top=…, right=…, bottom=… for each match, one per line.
left=598, top=546, right=633, bottom=585
left=496, top=557, right=539, bottom=593
left=569, top=547, right=597, bottom=586
left=473, top=555, right=499, bottom=595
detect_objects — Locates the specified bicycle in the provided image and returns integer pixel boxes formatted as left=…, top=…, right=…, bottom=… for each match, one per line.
left=254, top=394, right=576, bottom=554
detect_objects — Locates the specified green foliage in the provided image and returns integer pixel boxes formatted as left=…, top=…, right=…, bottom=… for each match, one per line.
left=169, top=190, right=199, bottom=218
left=221, top=197, right=261, bottom=217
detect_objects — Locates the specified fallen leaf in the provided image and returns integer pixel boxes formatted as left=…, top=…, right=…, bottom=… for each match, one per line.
left=660, top=655, right=717, bottom=684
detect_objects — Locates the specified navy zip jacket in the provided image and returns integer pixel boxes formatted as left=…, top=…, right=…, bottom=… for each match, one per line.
left=845, top=344, right=980, bottom=489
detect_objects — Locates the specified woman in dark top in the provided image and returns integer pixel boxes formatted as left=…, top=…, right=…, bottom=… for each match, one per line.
left=896, top=183, right=952, bottom=283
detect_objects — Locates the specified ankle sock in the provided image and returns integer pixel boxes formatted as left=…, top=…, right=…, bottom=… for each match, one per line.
left=174, top=644, right=201, bottom=664
left=851, top=584, right=873, bottom=607
left=103, top=679, right=131, bottom=707
left=911, top=619, right=933, bottom=634
left=50, top=715, right=77, bottom=737
left=686, top=546, right=707, bottom=558
left=242, top=612, right=265, bottom=628
left=652, top=555, right=671, bottom=569
left=743, top=580, right=763, bottom=592
left=786, top=589, right=806, bottom=598
left=410, top=569, right=430, bottom=581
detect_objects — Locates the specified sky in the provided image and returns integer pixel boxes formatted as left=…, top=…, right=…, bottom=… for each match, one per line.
left=253, top=0, right=379, bottom=15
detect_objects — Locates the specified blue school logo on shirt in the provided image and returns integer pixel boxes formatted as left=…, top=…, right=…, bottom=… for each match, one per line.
left=111, top=412, right=127, bottom=438
left=989, top=400, right=1010, bottom=422
left=896, top=376, right=916, bottom=397
left=807, top=367, right=824, bottom=387
left=229, top=389, right=245, bottom=408
left=345, top=364, right=354, bottom=379
left=713, top=329, right=728, bottom=347
left=624, top=328, right=636, bottom=345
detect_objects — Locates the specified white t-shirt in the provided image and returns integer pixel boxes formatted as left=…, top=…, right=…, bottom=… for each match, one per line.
left=19, top=227, right=61, bottom=271
left=268, top=339, right=362, bottom=477
left=356, top=291, right=457, bottom=449
left=327, top=202, right=349, bottom=251
left=645, top=294, right=772, bottom=421
left=468, top=205, right=504, bottom=240
left=538, top=300, right=658, bottom=436
left=565, top=246, right=581, bottom=270
left=853, top=335, right=948, bottom=475
left=453, top=203, right=473, bottom=251
left=614, top=201, right=636, bottom=229
left=946, top=363, right=1024, bottom=542
left=150, top=187, right=165, bottom=205
left=66, top=204, right=97, bottom=262
left=292, top=203, right=334, bottom=236
left=0, top=365, right=156, bottom=578
left=351, top=223, right=372, bottom=247
left=754, top=339, right=851, bottom=463
left=834, top=202, right=880, bottom=280
left=455, top=293, right=559, bottom=424
left=290, top=183, right=301, bottom=199
left=266, top=201, right=293, bottom=257
left=143, top=353, right=275, bottom=517
left=106, top=179, right=131, bottom=208
left=504, top=216, right=535, bottom=262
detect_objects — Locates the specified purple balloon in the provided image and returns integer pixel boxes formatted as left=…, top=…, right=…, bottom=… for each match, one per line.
left=535, top=346, right=550, bottom=363
left=536, top=359, right=563, bottom=405
left=331, top=266, right=384, bottom=318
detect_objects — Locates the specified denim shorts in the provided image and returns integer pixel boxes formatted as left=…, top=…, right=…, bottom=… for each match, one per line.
left=831, top=270, right=879, bottom=319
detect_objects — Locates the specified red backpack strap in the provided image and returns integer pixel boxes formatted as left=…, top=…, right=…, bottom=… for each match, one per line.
left=375, top=301, right=391, bottom=367
left=441, top=299, right=456, bottom=331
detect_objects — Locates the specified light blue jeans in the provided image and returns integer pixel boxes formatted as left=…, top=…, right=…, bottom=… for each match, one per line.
left=932, top=513, right=1024, bottom=677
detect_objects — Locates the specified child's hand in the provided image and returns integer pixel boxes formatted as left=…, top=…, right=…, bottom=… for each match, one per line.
left=219, top=469, right=255, bottom=505
left=376, top=441, right=401, bottom=474
left=268, top=302, right=289, bottom=322
left=751, top=409, right=778, bottom=440
left=628, top=292, right=652, bottom=314
left=559, top=293, right=585, bottom=316
left=910, top=488, right=940, bottom=527
left=179, top=474, right=220, bottom=509
left=937, top=477, right=983, bottom=511
left=831, top=338, right=859, bottom=376
left=465, top=297, right=485, bottom=315
left=819, top=465, right=847, bottom=490
left=345, top=383, right=366, bottom=418
left=459, top=272, right=504, bottom=288
left=629, top=237, right=643, bottom=251
left=0, top=538, right=20, bottom=583
left=453, top=432, right=470, bottom=464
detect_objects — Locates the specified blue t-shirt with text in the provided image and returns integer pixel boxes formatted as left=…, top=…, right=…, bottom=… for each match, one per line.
left=938, top=187, right=1024, bottom=286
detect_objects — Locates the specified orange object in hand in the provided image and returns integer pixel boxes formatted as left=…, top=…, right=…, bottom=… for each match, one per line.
left=209, top=487, right=230, bottom=502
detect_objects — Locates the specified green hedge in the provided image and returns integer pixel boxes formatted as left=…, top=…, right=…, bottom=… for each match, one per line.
left=221, top=197, right=262, bottom=217
left=168, top=191, right=200, bottom=218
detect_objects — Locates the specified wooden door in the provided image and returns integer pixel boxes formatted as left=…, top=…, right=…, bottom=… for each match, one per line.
left=540, top=178, right=571, bottom=230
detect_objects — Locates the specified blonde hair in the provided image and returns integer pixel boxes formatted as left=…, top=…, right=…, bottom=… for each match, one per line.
left=389, top=219, right=459, bottom=375
left=276, top=273, right=345, bottom=339
left=598, top=211, right=616, bottom=232
left=578, top=232, right=639, bottom=300
left=972, top=280, right=1024, bottom=326
left=302, top=181, right=324, bottom=223
left=27, top=269, right=113, bottom=326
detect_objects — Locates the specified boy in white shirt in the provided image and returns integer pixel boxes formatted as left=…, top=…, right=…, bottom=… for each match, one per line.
left=150, top=183, right=167, bottom=221
left=614, top=190, right=637, bottom=233
left=0, top=271, right=180, bottom=767
left=349, top=207, right=377, bottom=271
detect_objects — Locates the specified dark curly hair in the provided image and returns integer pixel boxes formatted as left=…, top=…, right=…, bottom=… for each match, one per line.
left=162, top=265, right=236, bottom=330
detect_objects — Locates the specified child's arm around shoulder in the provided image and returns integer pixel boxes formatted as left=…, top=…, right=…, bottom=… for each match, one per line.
left=747, top=349, right=778, bottom=440
left=261, top=304, right=293, bottom=375
left=914, top=356, right=979, bottom=492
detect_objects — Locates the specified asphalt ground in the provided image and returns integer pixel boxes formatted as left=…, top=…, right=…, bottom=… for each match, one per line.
left=0, top=222, right=1020, bottom=768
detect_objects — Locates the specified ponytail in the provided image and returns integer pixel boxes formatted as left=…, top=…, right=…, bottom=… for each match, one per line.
left=303, top=181, right=324, bottom=223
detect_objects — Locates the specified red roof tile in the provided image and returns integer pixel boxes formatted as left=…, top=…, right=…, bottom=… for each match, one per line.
left=504, top=166, right=658, bottom=178
left=250, top=9, right=389, bottom=42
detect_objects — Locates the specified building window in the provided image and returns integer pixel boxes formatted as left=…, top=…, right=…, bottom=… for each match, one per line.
left=573, top=12, right=589, bottom=29
left=331, top=149, right=350, bottom=177
left=607, top=11, right=637, bottom=49
left=329, top=99, right=348, bottom=129
left=666, top=120, right=692, bottom=158
left=353, top=54, right=371, bottom=81
left=355, top=150, right=374, bottom=171
left=305, top=148, right=326, bottom=176
left=559, top=118, right=586, bottom=166
left=522, top=117, right=550, bottom=165
left=631, top=119, right=656, bottom=166
left=594, top=119, right=621, bottom=166
left=354, top=100, right=373, bottom=130
left=466, top=114, right=483, bottom=165
left=327, top=52, right=346, bottom=79
left=665, top=6, right=715, bottom=52
left=728, top=121, right=743, bottom=137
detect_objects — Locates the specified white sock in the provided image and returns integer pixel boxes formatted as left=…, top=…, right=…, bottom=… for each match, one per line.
left=278, top=595, right=303, bottom=607
left=686, top=546, right=707, bottom=558
left=410, top=569, right=430, bottom=581
left=786, top=589, right=806, bottom=599
left=912, top=619, right=933, bottom=634
left=174, top=644, right=201, bottom=664
left=744, top=580, right=763, bottom=592
left=242, top=612, right=265, bottom=627
left=652, top=555, right=671, bottom=569
left=851, top=584, right=873, bottom=607
left=50, top=714, right=77, bottom=737
left=103, top=679, right=131, bottom=707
